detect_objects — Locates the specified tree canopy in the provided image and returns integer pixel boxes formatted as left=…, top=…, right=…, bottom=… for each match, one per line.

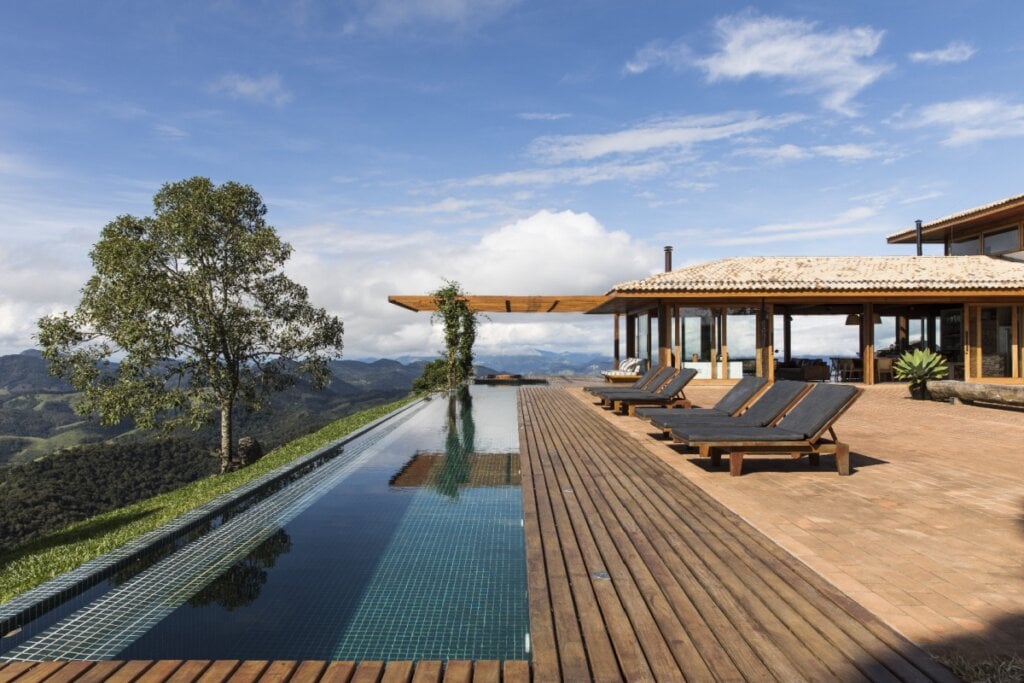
left=37, top=176, right=344, bottom=472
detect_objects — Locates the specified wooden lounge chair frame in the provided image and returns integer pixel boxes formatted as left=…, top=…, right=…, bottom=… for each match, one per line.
left=591, top=366, right=674, bottom=402
left=611, top=369, right=698, bottom=416
left=650, top=380, right=809, bottom=438
left=671, top=386, right=863, bottom=476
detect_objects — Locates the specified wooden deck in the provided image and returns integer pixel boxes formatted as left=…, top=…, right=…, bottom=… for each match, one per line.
left=0, top=659, right=529, bottom=682
left=518, top=386, right=958, bottom=682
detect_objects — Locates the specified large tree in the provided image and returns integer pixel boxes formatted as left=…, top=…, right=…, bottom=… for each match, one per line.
left=38, top=177, right=344, bottom=473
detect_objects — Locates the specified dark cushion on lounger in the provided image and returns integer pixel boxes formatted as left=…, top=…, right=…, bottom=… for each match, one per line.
left=773, top=383, right=859, bottom=438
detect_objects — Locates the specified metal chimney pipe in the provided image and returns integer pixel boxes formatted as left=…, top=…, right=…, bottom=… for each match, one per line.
left=915, top=219, right=923, bottom=256
left=664, top=245, right=673, bottom=272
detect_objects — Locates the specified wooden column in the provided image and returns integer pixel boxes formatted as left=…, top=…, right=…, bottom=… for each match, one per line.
left=646, top=312, right=653, bottom=368
left=625, top=313, right=636, bottom=360
left=673, top=305, right=682, bottom=369
left=783, top=313, right=792, bottom=363
left=1012, top=306, right=1020, bottom=379
left=926, top=315, right=937, bottom=352
left=720, top=310, right=729, bottom=378
left=962, top=304, right=971, bottom=381
left=613, top=313, right=621, bottom=367
left=657, top=302, right=672, bottom=368
left=862, top=303, right=875, bottom=385
left=896, top=315, right=909, bottom=351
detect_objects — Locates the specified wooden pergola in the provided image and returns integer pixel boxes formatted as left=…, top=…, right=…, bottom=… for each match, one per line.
left=387, top=295, right=608, bottom=313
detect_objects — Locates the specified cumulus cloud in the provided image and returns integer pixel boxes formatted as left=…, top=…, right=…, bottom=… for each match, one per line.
left=209, top=73, right=292, bottom=106
left=694, top=12, right=888, bottom=115
left=281, top=209, right=659, bottom=358
left=903, top=97, right=1024, bottom=146
left=528, top=112, right=804, bottom=163
left=908, top=41, right=975, bottom=64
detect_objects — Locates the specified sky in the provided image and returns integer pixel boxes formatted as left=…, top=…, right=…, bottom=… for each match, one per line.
left=2, top=1, right=1024, bottom=360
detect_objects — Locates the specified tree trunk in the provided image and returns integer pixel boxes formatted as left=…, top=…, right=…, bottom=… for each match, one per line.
left=220, top=399, right=234, bottom=474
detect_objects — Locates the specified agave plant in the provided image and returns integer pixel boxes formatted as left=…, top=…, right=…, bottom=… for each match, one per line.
left=893, top=348, right=948, bottom=399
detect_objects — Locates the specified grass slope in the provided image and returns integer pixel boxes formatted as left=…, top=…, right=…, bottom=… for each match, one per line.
left=0, top=395, right=417, bottom=605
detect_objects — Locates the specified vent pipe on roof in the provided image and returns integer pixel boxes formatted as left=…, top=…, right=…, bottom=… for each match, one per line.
left=915, top=219, right=923, bottom=256
left=664, top=245, right=673, bottom=272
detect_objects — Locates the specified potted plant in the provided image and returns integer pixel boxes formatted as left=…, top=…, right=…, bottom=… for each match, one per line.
left=893, top=348, right=949, bottom=399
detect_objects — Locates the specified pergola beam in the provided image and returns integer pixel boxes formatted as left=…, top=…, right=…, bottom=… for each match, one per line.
left=388, top=294, right=609, bottom=313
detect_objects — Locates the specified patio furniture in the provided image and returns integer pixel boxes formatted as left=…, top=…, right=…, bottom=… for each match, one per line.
left=599, top=357, right=643, bottom=383
left=875, top=356, right=894, bottom=382
left=583, top=365, right=665, bottom=397
left=636, top=376, right=768, bottom=421
left=836, top=358, right=862, bottom=382
left=668, top=383, right=862, bottom=476
left=775, top=359, right=830, bottom=382
left=605, top=368, right=698, bottom=415
left=644, top=380, right=810, bottom=437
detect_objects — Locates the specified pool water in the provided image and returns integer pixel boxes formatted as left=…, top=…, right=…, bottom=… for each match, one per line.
left=1, top=386, right=529, bottom=662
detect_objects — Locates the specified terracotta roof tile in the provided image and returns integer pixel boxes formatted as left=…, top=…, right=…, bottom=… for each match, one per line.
left=611, top=256, right=1024, bottom=293
left=886, top=192, right=1024, bottom=240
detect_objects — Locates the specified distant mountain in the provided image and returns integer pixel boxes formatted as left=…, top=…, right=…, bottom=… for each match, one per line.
left=394, top=350, right=612, bottom=376
left=0, top=351, right=430, bottom=467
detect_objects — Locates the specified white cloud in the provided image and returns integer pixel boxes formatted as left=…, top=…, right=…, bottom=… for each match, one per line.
left=528, top=112, right=804, bottom=163
left=909, top=41, right=975, bottom=64
left=209, top=73, right=292, bottom=106
left=518, top=112, right=572, bottom=121
left=154, top=124, right=188, bottom=139
left=907, top=97, right=1024, bottom=145
left=734, top=142, right=887, bottom=163
left=461, top=160, right=669, bottom=187
left=350, top=0, right=520, bottom=32
left=282, top=210, right=659, bottom=357
left=694, top=12, right=888, bottom=115
left=623, top=39, right=692, bottom=75
left=710, top=206, right=882, bottom=246
left=0, top=152, right=54, bottom=179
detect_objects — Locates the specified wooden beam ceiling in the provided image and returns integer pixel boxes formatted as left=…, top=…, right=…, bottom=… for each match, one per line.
left=387, top=295, right=610, bottom=313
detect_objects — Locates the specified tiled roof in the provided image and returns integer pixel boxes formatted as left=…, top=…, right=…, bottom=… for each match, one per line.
left=886, top=192, right=1024, bottom=241
left=611, top=256, right=1024, bottom=293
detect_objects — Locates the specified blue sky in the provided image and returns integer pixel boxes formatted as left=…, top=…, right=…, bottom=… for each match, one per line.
left=2, top=1, right=1023, bottom=358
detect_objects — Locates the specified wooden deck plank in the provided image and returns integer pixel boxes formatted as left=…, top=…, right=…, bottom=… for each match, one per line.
left=74, top=660, right=131, bottom=683
left=349, top=661, right=383, bottom=683
left=409, top=661, right=442, bottom=683
left=195, top=660, right=240, bottom=683
left=539, top=394, right=764, bottom=681
left=255, top=661, right=296, bottom=683
left=288, top=661, right=327, bottom=683
left=468, top=660, right=498, bottom=683
left=517, top=405, right=591, bottom=681
left=500, top=662, right=529, bottom=683
left=223, top=660, right=267, bottom=683
left=379, top=661, right=413, bottom=683
left=521, top=400, right=635, bottom=682
left=8, top=662, right=69, bottom=683
left=0, top=662, right=37, bottom=683
left=518, top=386, right=956, bottom=683
left=104, top=660, right=156, bottom=682
left=525, top=396, right=687, bottom=681
left=38, top=660, right=96, bottom=682
left=439, top=661, right=470, bottom=683
left=137, top=660, right=183, bottom=682
left=318, top=661, right=356, bottom=683
left=164, top=660, right=212, bottom=682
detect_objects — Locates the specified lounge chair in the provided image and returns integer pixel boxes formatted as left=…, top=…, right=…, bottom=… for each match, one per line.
left=589, top=366, right=675, bottom=400
left=643, top=379, right=809, bottom=437
left=636, top=376, right=768, bottom=421
left=605, top=368, right=698, bottom=415
left=583, top=364, right=661, bottom=396
left=668, top=383, right=862, bottom=476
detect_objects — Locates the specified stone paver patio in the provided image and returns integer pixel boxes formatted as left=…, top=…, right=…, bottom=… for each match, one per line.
left=567, top=380, right=1024, bottom=665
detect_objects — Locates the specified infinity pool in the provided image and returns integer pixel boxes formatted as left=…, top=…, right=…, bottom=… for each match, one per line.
left=1, top=386, right=529, bottom=662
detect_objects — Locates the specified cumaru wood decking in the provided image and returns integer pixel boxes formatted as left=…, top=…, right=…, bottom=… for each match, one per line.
left=0, top=659, right=529, bottom=682
left=518, top=386, right=957, bottom=682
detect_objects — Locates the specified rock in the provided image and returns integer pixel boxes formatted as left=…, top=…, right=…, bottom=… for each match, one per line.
left=237, top=436, right=264, bottom=466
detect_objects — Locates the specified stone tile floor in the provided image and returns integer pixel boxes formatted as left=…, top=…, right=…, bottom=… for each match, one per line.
left=566, top=380, right=1024, bottom=663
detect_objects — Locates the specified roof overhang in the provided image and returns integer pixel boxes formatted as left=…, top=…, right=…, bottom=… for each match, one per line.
left=888, top=193, right=1024, bottom=244
left=388, top=294, right=610, bottom=313
left=589, top=289, right=1024, bottom=314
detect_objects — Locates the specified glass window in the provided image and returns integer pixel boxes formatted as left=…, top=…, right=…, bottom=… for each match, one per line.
left=725, top=307, right=757, bottom=375
left=983, top=227, right=1020, bottom=255
left=950, top=236, right=980, bottom=255
left=981, top=307, right=1013, bottom=377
